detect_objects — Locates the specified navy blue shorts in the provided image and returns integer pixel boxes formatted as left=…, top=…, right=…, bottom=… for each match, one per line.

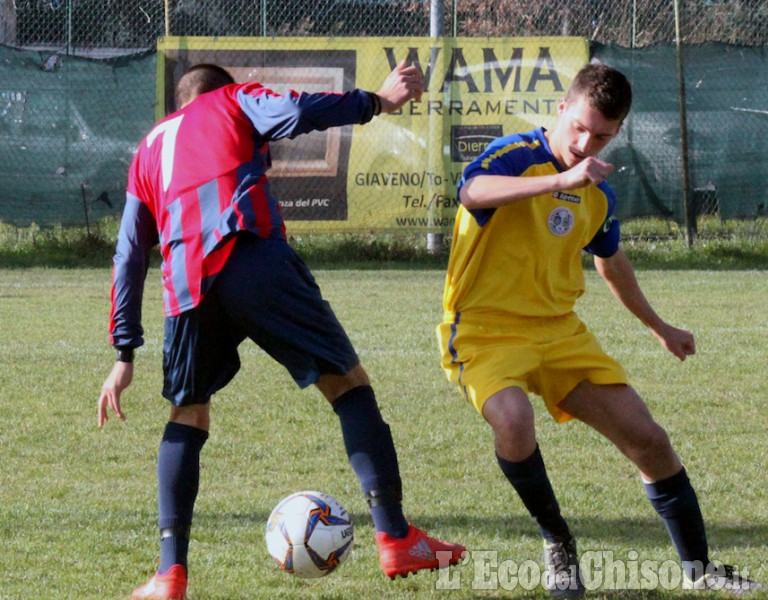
left=162, top=234, right=360, bottom=406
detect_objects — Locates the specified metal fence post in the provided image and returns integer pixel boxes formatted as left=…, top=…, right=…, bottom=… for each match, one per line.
left=427, top=0, right=445, bottom=255
left=674, top=0, right=696, bottom=246
left=261, top=0, right=267, bottom=37
left=66, top=0, right=72, bottom=56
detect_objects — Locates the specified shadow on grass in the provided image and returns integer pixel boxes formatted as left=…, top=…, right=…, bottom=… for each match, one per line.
left=194, top=509, right=767, bottom=556
left=410, top=513, right=767, bottom=553
left=162, top=510, right=766, bottom=598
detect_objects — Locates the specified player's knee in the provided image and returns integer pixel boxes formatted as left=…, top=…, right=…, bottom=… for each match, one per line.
left=641, top=422, right=672, bottom=451
left=317, top=364, right=371, bottom=403
left=169, top=402, right=211, bottom=431
left=485, top=410, right=536, bottom=454
left=483, top=394, right=535, bottom=437
left=342, top=363, right=370, bottom=387
left=627, top=421, right=674, bottom=465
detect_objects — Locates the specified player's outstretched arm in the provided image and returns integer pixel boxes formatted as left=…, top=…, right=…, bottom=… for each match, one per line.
left=375, top=59, right=424, bottom=114
left=98, top=361, right=133, bottom=426
left=594, top=249, right=696, bottom=361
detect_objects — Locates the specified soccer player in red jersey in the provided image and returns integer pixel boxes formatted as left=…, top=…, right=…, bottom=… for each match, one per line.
left=98, top=61, right=464, bottom=599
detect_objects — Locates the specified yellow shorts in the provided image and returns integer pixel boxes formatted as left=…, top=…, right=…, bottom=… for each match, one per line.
left=436, top=312, right=629, bottom=423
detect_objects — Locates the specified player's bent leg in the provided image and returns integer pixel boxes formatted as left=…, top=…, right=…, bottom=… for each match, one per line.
left=323, top=366, right=465, bottom=578
left=559, top=382, right=739, bottom=587
left=483, top=390, right=572, bottom=544
left=484, top=388, right=582, bottom=596
left=558, top=381, right=681, bottom=480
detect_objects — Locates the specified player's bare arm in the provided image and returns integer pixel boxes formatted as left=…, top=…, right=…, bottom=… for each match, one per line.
left=375, top=59, right=424, bottom=113
left=459, top=156, right=614, bottom=211
left=594, top=249, right=696, bottom=361
left=98, top=360, right=133, bottom=426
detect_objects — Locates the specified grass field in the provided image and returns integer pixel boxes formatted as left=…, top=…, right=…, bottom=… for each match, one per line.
left=0, top=266, right=766, bottom=599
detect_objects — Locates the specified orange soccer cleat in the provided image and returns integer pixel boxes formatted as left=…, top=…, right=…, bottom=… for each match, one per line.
left=375, top=524, right=466, bottom=579
left=131, top=564, right=188, bottom=600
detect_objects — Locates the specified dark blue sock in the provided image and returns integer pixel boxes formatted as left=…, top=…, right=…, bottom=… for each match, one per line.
left=159, top=535, right=189, bottom=575
left=333, top=385, right=409, bottom=538
left=497, top=445, right=571, bottom=543
left=645, top=468, right=709, bottom=580
left=157, top=421, right=209, bottom=574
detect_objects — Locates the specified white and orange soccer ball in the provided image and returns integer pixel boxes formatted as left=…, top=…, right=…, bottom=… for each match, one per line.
left=265, top=491, right=354, bottom=578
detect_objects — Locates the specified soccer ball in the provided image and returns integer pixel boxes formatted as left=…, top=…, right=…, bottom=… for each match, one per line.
left=265, top=491, right=354, bottom=578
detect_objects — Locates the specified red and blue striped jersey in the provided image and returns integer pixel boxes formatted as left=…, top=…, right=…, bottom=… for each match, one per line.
left=110, top=82, right=375, bottom=348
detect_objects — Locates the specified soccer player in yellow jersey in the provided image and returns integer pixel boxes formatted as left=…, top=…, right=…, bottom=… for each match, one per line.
left=438, top=63, right=760, bottom=597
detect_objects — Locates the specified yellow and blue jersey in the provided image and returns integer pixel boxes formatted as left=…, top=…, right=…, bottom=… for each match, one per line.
left=442, top=127, right=620, bottom=323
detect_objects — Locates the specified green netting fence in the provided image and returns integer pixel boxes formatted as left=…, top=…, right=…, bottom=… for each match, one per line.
left=1, top=0, right=767, bottom=241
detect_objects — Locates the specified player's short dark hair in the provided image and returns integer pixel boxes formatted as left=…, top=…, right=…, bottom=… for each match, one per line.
left=175, top=63, right=235, bottom=109
left=566, top=63, right=632, bottom=122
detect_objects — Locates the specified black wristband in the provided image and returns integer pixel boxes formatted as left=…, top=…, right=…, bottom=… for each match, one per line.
left=115, top=347, right=134, bottom=363
left=367, top=92, right=382, bottom=116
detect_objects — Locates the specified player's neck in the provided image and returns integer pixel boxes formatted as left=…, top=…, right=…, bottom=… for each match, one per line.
left=543, top=128, right=566, bottom=169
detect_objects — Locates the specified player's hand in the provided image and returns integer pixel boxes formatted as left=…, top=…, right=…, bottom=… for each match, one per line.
left=376, top=59, right=424, bottom=113
left=98, top=361, right=134, bottom=426
left=561, top=156, right=614, bottom=189
left=653, top=323, right=696, bottom=361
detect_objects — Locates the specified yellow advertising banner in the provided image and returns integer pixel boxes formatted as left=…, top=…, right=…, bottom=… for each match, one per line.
left=157, top=36, right=588, bottom=233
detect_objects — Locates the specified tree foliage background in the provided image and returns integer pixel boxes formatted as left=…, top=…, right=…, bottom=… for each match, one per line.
left=5, top=0, right=768, bottom=50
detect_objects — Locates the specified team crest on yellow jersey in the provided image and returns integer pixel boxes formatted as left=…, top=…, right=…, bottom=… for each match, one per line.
left=548, top=206, right=574, bottom=236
